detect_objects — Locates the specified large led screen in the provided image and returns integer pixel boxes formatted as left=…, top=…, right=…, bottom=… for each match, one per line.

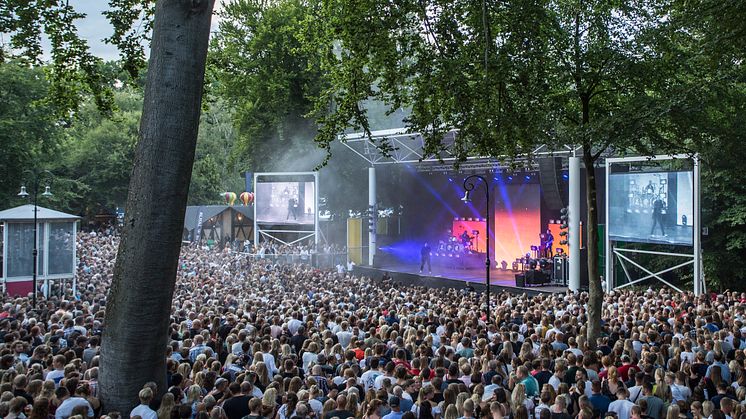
left=255, top=180, right=316, bottom=224
left=493, top=183, right=541, bottom=264
left=608, top=171, right=693, bottom=245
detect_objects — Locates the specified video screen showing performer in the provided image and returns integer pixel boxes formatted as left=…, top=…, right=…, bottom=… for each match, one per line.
left=608, top=171, right=693, bottom=245
left=255, top=180, right=315, bottom=224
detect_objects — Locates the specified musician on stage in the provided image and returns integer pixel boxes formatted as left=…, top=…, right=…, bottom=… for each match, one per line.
left=420, top=242, right=431, bottom=274
left=651, top=197, right=666, bottom=236
left=460, top=229, right=472, bottom=247
left=542, top=229, right=554, bottom=258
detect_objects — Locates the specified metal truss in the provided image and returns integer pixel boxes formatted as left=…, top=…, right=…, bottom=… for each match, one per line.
left=338, top=128, right=579, bottom=169
left=612, top=248, right=694, bottom=293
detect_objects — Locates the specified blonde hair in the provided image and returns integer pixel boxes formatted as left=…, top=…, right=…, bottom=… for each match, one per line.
left=443, top=404, right=459, bottom=419
left=511, top=383, right=527, bottom=411
left=186, top=384, right=202, bottom=404
left=262, top=388, right=277, bottom=407
left=157, top=392, right=176, bottom=419
left=702, top=401, right=715, bottom=418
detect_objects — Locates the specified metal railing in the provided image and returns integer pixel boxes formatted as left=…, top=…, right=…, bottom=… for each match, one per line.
left=240, top=252, right=349, bottom=269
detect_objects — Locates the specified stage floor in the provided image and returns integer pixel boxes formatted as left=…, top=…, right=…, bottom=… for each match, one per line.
left=360, top=263, right=568, bottom=294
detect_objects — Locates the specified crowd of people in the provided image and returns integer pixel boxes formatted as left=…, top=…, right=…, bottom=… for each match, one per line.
left=1, top=229, right=745, bottom=419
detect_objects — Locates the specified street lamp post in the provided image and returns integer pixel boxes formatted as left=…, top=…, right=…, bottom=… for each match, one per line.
left=461, top=175, right=491, bottom=325
left=18, top=170, right=53, bottom=307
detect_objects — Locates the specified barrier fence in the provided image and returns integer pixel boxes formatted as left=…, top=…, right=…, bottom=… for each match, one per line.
left=239, top=252, right=349, bottom=269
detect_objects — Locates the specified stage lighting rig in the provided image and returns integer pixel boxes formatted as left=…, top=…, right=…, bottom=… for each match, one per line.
left=368, top=204, right=377, bottom=233
left=559, top=207, right=569, bottom=246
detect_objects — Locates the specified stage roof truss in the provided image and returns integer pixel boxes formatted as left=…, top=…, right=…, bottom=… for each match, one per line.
left=339, top=129, right=579, bottom=169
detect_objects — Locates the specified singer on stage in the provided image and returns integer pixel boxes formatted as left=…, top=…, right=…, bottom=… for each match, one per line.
left=542, top=229, right=554, bottom=258
left=420, top=242, right=431, bottom=273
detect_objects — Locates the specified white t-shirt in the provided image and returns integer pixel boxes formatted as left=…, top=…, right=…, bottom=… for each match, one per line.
left=548, top=375, right=562, bottom=391
left=130, top=404, right=157, bottom=419
left=671, top=384, right=691, bottom=403
left=55, top=397, right=94, bottom=419
left=302, top=352, right=318, bottom=372
left=46, top=369, right=65, bottom=388
left=361, top=370, right=383, bottom=391
left=609, top=399, right=636, bottom=419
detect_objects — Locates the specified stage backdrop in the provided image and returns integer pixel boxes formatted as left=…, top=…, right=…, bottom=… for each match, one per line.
left=493, top=183, right=541, bottom=265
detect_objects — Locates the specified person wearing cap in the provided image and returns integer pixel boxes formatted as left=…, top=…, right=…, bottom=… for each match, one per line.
left=210, top=377, right=229, bottom=401
left=382, top=396, right=402, bottom=419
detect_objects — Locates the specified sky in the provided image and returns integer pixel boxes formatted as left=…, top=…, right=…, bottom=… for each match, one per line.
left=62, top=1, right=223, bottom=62
left=68, top=1, right=119, bottom=61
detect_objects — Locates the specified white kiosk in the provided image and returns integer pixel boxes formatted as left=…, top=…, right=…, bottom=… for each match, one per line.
left=0, top=205, right=79, bottom=297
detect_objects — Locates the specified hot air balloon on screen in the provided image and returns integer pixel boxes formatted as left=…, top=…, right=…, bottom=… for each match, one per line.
left=239, top=192, right=252, bottom=206
left=223, top=192, right=237, bottom=206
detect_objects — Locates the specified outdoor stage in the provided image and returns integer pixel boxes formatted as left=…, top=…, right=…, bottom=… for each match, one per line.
left=353, top=263, right=568, bottom=296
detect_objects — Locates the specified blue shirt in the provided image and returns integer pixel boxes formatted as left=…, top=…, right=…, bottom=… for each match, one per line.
left=382, top=411, right=403, bottom=419
left=589, top=394, right=611, bottom=416
left=189, top=344, right=207, bottom=363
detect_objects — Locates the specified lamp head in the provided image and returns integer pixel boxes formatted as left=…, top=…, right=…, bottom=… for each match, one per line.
left=42, top=186, right=53, bottom=198
left=461, top=190, right=472, bottom=203
left=18, top=185, right=29, bottom=198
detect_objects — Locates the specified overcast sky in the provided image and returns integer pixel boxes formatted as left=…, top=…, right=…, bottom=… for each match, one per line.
left=68, top=1, right=119, bottom=61
left=66, top=1, right=222, bottom=62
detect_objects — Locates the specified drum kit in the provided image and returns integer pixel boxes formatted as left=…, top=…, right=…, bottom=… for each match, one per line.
left=438, top=235, right=472, bottom=254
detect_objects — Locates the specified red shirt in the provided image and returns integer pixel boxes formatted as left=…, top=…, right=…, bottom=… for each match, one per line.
left=617, top=363, right=640, bottom=382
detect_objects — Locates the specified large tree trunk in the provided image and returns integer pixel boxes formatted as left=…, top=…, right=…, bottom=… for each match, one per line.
left=583, top=144, right=602, bottom=350
left=100, top=0, right=215, bottom=414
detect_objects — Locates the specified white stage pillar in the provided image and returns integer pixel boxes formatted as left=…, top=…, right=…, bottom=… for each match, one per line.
left=368, top=167, right=377, bottom=265
left=693, top=156, right=702, bottom=295
left=569, top=156, right=581, bottom=292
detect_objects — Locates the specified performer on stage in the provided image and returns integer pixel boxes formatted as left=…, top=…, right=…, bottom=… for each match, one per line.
left=287, top=197, right=298, bottom=220
left=651, top=197, right=666, bottom=236
left=420, top=242, right=431, bottom=273
left=460, top=229, right=472, bottom=247
left=542, top=229, right=554, bottom=258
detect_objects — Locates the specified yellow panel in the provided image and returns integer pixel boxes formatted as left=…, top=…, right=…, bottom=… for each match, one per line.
left=347, top=218, right=363, bottom=264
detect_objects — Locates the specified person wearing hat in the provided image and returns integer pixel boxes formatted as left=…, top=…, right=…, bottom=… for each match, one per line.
left=210, top=377, right=229, bottom=401
left=382, top=396, right=403, bottom=419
